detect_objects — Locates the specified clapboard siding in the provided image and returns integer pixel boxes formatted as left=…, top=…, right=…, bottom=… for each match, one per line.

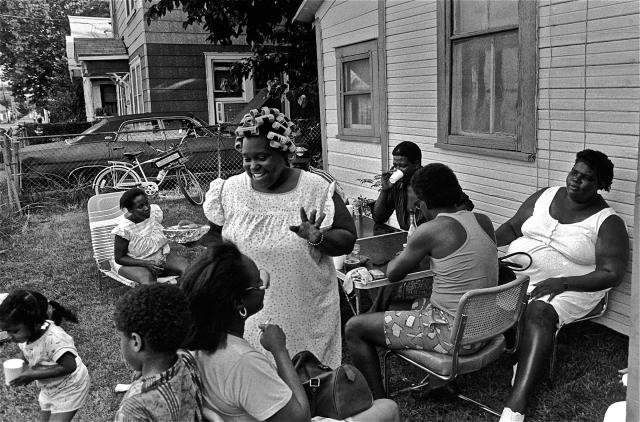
left=317, top=0, right=380, bottom=201
left=315, top=0, right=639, bottom=335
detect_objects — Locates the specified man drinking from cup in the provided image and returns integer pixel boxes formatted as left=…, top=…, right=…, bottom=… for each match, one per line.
left=372, top=141, right=424, bottom=231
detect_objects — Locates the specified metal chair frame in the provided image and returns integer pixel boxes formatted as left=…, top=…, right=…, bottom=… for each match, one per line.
left=549, top=291, right=608, bottom=378
left=382, top=274, right=530, bottom=416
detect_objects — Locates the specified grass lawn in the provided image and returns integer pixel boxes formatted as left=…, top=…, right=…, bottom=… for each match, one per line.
left=0, top=198, right=628, bottom=421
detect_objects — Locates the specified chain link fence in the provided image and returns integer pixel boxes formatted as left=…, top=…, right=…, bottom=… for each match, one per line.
left=2, top=118, right=321, bottom=207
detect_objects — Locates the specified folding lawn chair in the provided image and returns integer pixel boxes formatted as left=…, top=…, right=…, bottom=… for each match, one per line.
left=87, top=192, right=177, bottom=288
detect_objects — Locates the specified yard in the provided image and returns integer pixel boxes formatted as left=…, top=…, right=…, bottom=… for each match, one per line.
left=0, top=197, right=629, bottom=422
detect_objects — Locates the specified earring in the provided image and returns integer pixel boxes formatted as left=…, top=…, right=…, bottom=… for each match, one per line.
left=239, top=306, right=248, bottom=319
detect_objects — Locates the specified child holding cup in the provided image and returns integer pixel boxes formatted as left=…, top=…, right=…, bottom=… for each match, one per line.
left=0, top=290, right=89, bottom=422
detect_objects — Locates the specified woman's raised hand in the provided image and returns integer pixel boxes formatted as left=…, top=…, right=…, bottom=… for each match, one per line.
left=289, top=207, right=325, bottom=244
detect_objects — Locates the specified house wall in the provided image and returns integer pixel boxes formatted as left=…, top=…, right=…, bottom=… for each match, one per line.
left=317, top=0, right=639, bottom=335
left=315, top=0, right=382, bottom=201
left=113, top=2, right=251, bottom=120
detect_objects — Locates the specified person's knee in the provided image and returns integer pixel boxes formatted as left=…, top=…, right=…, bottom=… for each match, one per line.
left=345, top=316, right=367, bottom=344
left=376, top=399, right=400, bottom=422
left=525, top=300, right=559, bottom=331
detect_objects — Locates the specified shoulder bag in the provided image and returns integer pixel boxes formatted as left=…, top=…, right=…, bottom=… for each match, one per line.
left=291, top=351, right=373, bottom=420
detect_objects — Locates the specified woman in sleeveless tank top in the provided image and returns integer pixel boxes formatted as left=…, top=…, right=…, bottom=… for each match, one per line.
left=495, top=150, right=629, bottom=422
left=346, top=164, right=498, bottom=399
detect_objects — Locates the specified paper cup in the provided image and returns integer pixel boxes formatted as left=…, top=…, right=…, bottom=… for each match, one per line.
left=389, top=169, right=404, bottom=184
left=3, top=359, right=25, bottom=386
left=333, top=255, right=346, bottom=270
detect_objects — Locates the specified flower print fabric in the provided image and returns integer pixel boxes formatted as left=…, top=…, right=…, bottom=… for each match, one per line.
left=203, top=171, right=341, bottom=368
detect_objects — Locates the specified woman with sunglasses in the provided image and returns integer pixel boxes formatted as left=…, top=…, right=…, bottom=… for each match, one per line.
left=181, top=241, right=400, bottom=422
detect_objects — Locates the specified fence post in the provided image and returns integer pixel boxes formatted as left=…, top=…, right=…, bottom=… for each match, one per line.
left=11, top=137, right=20, bottom=191
left=0, top=132, right=21, bottom=211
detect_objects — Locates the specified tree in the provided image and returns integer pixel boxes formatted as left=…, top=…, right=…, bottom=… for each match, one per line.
left=0, top=0, right=109, bottom=120
left=146, top=0, right=319, bottom=117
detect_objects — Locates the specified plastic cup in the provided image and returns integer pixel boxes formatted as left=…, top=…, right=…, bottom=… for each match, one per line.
left=333, top=255, right=346, bottom=270
left=389, top=169, right=404, bottom=184
left=3, top=359, right=25, bottom=386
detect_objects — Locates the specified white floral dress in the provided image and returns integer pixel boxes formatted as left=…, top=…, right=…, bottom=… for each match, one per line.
left=110, top=204, right=170, bottom=272
left=204, top=171, right=341, bottom=368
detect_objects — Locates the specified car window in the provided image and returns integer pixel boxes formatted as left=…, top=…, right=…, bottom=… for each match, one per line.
left=162, top=118, right=209, bottom=138
left=119, top=120, right=164, bottom=143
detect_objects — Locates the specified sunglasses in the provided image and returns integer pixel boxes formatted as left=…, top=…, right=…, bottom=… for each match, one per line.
left=245, top=269, right=271, bottom=292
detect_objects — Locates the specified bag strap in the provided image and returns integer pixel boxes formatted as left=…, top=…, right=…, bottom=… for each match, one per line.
left=499, top=252, right=532, bottom=271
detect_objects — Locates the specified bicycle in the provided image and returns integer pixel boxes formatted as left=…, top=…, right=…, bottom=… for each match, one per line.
left=92, top=128, right=205, bottom=205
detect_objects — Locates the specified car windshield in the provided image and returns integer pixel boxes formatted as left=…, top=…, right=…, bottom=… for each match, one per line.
left=66, top=119, right=112, bottom=144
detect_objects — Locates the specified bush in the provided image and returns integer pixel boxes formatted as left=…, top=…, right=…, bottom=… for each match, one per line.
left=21, top=121, right=93, bottom=138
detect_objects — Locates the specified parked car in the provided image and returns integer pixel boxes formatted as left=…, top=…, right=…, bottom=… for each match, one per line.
left=18, top=112, right=240, bottom=184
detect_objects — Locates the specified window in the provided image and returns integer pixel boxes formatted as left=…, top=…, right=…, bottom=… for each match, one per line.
left=437, top=0, right=536, bottom=160
left=129, top=58, right=143, bottom=114
left=119, top=120, right=164, bottom=143
left=336, top=40, right=380, bottom=142
left=204, top=53, right=255, bottom=124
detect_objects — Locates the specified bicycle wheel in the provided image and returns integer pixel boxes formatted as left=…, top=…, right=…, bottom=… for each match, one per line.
left=93, top=166, right=141, bottom=195
left=176, top=168, right=204, bottom=205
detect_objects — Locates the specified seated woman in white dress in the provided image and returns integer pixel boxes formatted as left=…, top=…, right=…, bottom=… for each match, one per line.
left=495, top=150, right=629, bottom=422
left=180, top=241, right=401, bottom=422
left=111, top=188, right=188, bottom=285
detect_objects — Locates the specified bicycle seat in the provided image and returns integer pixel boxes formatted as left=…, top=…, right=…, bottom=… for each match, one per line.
left=122, top=151, right=143, bottom=159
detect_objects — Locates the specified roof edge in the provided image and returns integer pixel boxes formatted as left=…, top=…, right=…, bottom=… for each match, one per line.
left=293, top=0, right=324, bottom=23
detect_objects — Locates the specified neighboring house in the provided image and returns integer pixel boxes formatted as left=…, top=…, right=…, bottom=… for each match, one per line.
left=295, top=0, right=639, bottom=416
left=66, top=16, right=126, bottom=122
left=108, top=0, right=256, bottom=125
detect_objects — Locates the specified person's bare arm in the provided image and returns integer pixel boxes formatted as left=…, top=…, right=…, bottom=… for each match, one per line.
left=261, top=325, right=311, bottom=422
left=495, top=188, right=547, bottom=247
left=289, top=193, right=357, bottom=257
left=386, top=223, right=434, bottom=282
left=113, top=235, right=163, bottom=272
left=372, top=173, right=395, bottom=224
left=531, top=215, right=630, bottom=299
left=10, top=352, right=77, bottom=387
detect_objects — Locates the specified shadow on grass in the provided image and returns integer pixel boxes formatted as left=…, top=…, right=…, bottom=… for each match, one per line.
left=0, top=198, right=629, bottom=422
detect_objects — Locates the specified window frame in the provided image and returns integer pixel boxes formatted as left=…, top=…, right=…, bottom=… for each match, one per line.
left=204, top=53, right=255, bottom=124
left=129, top=57, right=143, bottom=114
left=336, top=39, right=380, bottom=143
left=436, top=0, right=537, bottom=161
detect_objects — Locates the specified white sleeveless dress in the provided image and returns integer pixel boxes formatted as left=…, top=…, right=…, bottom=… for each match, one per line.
left=507, top=186, right=620, bottom=325
left=203, top=171, right=341, bottom=368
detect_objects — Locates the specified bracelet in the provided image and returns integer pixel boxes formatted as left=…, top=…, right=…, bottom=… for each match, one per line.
left=307, top=232, right=324, bottom=247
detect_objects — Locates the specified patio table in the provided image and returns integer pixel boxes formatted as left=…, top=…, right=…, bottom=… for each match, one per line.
left=337, top=216, right=433, bottom=314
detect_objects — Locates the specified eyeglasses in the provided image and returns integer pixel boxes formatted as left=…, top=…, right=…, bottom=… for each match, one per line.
left=245, top=269, right=270, bottom=292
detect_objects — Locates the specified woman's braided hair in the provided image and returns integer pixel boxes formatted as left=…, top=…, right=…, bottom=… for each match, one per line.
left=234, top=107, right=298, bottom=154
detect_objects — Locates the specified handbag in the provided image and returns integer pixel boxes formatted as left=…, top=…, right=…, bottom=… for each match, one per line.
left=498, top=252, right=533, bottom=284
left=291, top=351, right=373, bottom=419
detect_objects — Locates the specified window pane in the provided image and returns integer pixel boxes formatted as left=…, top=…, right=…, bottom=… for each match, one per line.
left=454, top=0, right=517, bottom=34
left=489, top=0, right=518, bottom=28
left=344, top=94, right=372, bottom=128
left=214, top=63, right=243, bottom=98
left=344, top=59, right=371, bottom=91
left=451, top=30, right=518, bottom=136
left=454, top=0, right=488, bottom=34
left=493, top=31, right=518, bottom=134
left=452, top=36, right=491, bottom=134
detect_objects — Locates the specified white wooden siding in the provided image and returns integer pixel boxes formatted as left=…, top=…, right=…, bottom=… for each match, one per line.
left=317, top=0, right=639, bottom=335
left=317, top=0, right=381, bottom=201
